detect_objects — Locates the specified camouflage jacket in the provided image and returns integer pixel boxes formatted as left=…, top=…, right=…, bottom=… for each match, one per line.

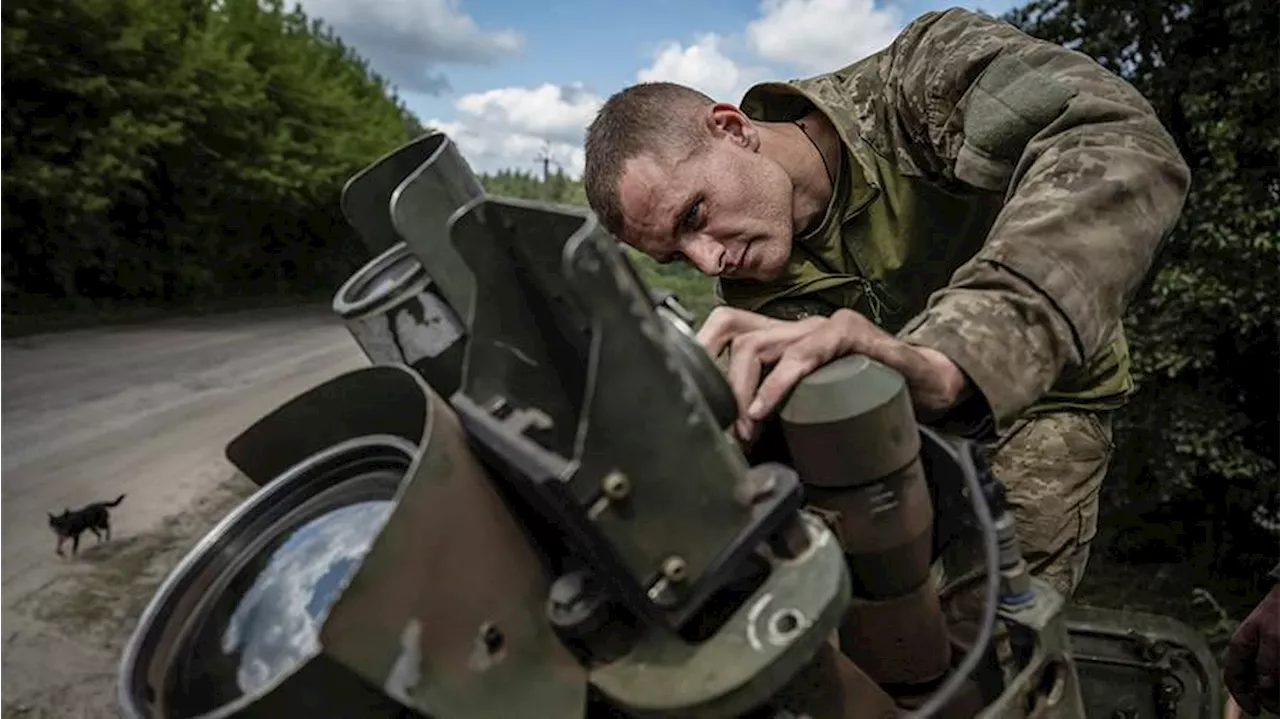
left=719, top=8, right=1190, bottom=435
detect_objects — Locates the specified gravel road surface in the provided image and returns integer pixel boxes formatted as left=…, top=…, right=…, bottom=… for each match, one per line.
left=1, top=306, right=368, bottom=717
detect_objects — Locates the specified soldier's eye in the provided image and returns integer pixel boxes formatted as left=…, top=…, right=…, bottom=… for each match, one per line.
left=680, top=200, right=703, bottom=231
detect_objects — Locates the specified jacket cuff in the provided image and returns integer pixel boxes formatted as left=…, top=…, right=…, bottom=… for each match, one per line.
left=899, top=278, right=1075, bottom=434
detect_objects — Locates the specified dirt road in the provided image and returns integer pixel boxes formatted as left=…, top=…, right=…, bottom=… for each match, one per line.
left=1, top=306, right=369, bottom=718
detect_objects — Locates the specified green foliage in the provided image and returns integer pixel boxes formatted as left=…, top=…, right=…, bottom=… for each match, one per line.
left=2, top=0, right=421, bottom=312
left=478, top=170, right=719, bottom=325
left=1005, top=0, right=1279, bottom=603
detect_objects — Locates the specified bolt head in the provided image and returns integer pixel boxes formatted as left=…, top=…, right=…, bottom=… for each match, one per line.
left=602, top=472, right=630, bottom=500
left=661, top=555, right=688, bottom=583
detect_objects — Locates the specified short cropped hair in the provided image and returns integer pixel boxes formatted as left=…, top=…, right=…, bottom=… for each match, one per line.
left=583, top=82, right=716, bottom=237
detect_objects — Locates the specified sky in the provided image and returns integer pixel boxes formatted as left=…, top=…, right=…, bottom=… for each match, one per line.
left=295, top=0, right=1024, bottom=178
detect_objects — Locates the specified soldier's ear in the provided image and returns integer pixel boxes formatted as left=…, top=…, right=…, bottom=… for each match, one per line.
left=706, top=103, right=756, bottom=149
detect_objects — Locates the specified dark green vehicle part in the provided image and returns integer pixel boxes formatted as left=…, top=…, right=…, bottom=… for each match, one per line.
left=342, top=132, right=484, bottom=256
left=1066, top=605, right=1223, bottom=719
left=118, top=132, right=1229, bottom=719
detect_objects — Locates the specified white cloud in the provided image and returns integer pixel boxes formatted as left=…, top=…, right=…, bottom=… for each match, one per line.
left=454, top=84, right=602, bottom=146
left=431, top=32, right=783, bottom=178
left=423, top=0, right=906, bottom=176
left=429, top=83, right=603, bottom=177
left=297, top=0, right=523, bottom=94
left=746, top=0, right=902, bottom=74
left=432, top=120, right=587, bottom=178
left=221, top=501, right=394, bottom=694
left=636, top=33, right=773, bottom=102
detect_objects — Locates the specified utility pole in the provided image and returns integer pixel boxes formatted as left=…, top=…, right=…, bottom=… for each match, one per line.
left=533, top=142, right=562, bottom=199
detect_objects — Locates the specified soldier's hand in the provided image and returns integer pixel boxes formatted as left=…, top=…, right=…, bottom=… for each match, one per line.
left=696, top=306, right=969, bottom=441
left=1225, top=583, right=1280, bottom=716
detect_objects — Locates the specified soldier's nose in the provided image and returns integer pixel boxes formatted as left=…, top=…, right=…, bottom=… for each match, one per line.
left=682, top=240, right=726, bottom=276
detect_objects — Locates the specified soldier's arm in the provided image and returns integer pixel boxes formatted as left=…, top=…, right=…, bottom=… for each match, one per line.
left=879, top=8, right=1190, bottom=432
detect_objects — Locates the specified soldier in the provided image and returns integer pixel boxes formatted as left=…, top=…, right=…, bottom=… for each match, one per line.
left=1225, top=561, right=1280, bottom=717
left=581, top=8, right=1190, bottom=608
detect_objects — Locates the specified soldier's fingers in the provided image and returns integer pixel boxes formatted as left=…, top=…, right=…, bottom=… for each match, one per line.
left=734, top=415, right=760, bottom=444
left=728, top=332, right=767, bottom=424
left=696, top=307, right=781, bottom=356
left=749, top=327, right=845, bottom=421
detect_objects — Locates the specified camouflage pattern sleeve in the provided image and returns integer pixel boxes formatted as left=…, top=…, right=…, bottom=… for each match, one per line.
left=878, top=8, right=1191, bottom=431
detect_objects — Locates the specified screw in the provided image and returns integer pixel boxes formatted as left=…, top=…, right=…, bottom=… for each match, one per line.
left=548, top=573, right=585, bottom=614
left=602, top=472, right=630, bottom=501
left=661, top=555, right=688, bottom=583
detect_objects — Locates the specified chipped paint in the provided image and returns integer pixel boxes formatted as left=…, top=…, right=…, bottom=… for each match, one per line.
left=383, top=619, right=423, bottom=706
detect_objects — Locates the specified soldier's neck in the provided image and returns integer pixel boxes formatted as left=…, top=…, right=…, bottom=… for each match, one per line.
left=760, top=111, right=843, bottom=235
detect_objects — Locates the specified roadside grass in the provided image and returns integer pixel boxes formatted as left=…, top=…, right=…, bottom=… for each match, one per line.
left=2, top=292, right=336, bottom=340
left=20, top=477, right=257, bottom=649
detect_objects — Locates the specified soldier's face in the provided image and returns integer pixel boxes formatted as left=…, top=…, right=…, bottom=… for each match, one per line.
left=614, top=123, right=795, bottom=282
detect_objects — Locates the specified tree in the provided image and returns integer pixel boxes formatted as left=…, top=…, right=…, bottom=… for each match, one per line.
left=1, top=0, right=421, bottom=313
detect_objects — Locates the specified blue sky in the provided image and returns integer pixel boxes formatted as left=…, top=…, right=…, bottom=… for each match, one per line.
left=297, top=0, right=1023, bottom=176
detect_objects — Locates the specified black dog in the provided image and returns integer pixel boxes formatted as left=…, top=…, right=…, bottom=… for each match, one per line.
left=48, top=494, right=125, bottom=557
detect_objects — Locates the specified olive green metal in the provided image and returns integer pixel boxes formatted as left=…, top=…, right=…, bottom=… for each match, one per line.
left=343, top=131, right=484, bottom=256
left=414, top=194, right=789, bottom=627
left=589, top=512, right=851, bottom=718
left=780, top=354, right=921, bottom=487
left=972, top=578, right=1089, bottom=719
left=320, top=367, right=589, bottom=719
left=656, top=304, right=738, bottom=431
left=225, top=363, right=430, bottom=488
left=1065, top=605, right=1223, bottom=719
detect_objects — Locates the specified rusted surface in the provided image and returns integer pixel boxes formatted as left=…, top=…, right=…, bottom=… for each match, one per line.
left=771, top=640, right=903, bottom=719
left=839, top=580, right=954, bottom=687
left=896, top=675, right=988, bottom=719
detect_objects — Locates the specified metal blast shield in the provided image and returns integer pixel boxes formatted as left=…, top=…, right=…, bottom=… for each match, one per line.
left=398, top=191, right=806, bottom=631
left=342, top=132, right=485, bottom=255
